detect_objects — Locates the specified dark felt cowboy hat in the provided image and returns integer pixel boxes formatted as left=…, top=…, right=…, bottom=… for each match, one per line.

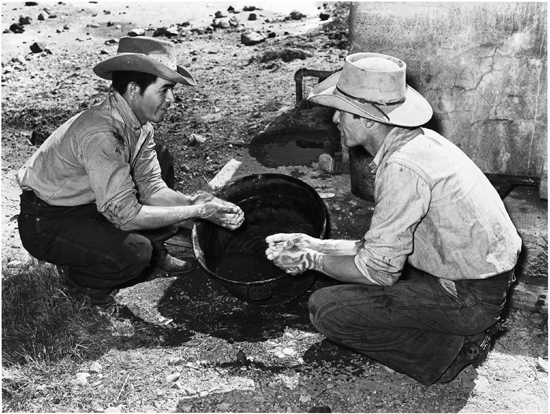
left=307, top=52, right=432, bottom=127
left=93, top=36, right=195, bottom=86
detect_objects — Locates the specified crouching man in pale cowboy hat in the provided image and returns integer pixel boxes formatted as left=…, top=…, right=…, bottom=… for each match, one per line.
left=17, top=37, right=244, bottom=307
left=265, top=53, right=521, bottom=385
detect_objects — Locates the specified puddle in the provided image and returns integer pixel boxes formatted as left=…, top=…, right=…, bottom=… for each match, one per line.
left=248, top=129, right=332, bottom=167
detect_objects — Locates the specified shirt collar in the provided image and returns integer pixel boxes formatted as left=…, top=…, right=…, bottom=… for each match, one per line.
left=370, top=127, right=422, bottom=173
left=110, top=91, right=148, bottom=132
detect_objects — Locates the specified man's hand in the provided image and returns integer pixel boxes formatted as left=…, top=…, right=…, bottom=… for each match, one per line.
left=265, top=233, right=323, bottom=252
left=265, top=245, right=324, bottom=275
left=199, top=200, right=244, bottom=230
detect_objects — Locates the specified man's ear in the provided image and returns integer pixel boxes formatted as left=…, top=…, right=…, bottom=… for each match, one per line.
left=127, top=82, right=140, bottom=100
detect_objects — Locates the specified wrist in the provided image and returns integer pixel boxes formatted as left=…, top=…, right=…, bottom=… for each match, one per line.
left=310, top=251, right=325, bottom=272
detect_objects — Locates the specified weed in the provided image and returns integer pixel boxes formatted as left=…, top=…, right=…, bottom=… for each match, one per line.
left=2, top=261, right=114, bottom=366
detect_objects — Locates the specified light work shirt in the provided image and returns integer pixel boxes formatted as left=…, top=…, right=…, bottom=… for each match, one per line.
left=17, top=92, right=167, bottom=228
left=354, top=127, right=522, bottom=286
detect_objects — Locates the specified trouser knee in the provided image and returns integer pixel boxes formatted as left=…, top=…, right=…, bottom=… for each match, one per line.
left=308, top=288, right=334, bottom=337
left=118, top=233, right=153, bottom=278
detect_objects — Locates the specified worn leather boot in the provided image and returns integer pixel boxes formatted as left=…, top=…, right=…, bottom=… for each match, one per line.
left=57, top=266, right=116, bottom=308
left=153, top=242, right=194, bottom=274
left=438, top=323, right=503, bottom=383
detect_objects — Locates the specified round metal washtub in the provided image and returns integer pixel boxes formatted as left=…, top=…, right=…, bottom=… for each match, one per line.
left=192, top=173, right=329, bottom=306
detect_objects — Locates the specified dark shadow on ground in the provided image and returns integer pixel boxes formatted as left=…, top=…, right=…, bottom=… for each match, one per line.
left=155, top=266, right=335, bottom=344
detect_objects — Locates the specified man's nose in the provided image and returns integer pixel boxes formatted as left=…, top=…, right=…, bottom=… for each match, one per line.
left=166, top=89, right=176, bottom=103
left=332, top=110, right=340, bottom=125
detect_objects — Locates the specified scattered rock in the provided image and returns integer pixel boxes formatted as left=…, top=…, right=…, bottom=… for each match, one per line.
left=9, top=23, right=25, bottom=33
left=29, top=42, right=46, bottom=53
left=212, top=18, right=230, bottom=29
left=319, top=12, right=330, bottom=21
left=228, top=16, right=239, bottom=27
left=89, top=361, right=102, bottom=373
left=166, top=372, right=180, bottom=383
left=153, top=26, right=179, bottom=37
left=248, top=13, right=257, bottom=21
left=25, top=1, right=38, bottom=6
left=37, top=11, right=49, bottom=20
left=19, top=16, right=32, bottom=25
left=290, top=10, right=307, bottom=20
left=243, top=6, right=257, bottom=12
left=189, top=133, right=207, bottom=144
left=215, top=11, right=227, bottom=18
left=75, top=372, right=90, bottom=386
left=261, top=48, right=313, bottom=63
left=128, top=28, right=146, bottom=37
left=241, top=31, right=265, bottom=46
left=105, top=38, right=118, bottom=45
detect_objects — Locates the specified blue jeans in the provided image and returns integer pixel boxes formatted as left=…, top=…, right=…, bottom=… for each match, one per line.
left=308, top=265, right=514, bottom=385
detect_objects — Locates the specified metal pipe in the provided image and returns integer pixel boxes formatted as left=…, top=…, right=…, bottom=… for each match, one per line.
left=294, top=68, right=337, bottom=104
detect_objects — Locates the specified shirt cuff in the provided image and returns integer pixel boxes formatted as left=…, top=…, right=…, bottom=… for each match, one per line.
left=354, top=255, right=383, bottom=285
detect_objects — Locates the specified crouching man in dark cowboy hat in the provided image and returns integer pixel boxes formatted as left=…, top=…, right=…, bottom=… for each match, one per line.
left=17, top=37, right=244, bottom=307
left=266, top=53, right=521, bottom=384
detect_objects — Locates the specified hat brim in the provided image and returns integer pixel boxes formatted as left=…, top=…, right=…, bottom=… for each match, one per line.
left=93, top=54, right=196, bottom=86
left=307, top=72, right=432, bottom=127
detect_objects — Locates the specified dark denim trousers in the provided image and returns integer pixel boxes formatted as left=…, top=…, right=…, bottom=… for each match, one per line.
left=308, top=265, right=514, bottom=385
left=18, top=190, right=158, bottom=298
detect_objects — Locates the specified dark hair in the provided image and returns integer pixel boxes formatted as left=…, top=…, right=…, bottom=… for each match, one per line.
left=111, top=71, right=158, bottom=95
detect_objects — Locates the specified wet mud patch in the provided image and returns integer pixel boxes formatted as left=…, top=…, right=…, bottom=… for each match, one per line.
left=155, top=267, right=318, bottom=344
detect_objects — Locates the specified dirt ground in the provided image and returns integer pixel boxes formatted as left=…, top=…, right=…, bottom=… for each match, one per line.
left=1, top=1, right=548, bottom=413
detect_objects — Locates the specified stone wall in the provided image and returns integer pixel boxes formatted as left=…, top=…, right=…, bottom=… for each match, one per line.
left=349, top=2, right=547, bottom=176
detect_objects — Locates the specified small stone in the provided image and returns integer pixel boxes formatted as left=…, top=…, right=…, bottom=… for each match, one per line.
left=19, top=16, right=32, bottom=25
left=90, top=361, right=102, bottom=373
left=128, top=28, right=145, bottom=37
left=241, top=31, right=265, bottom=46
left=290, top=10, right=306, bottom=20
left=10, top=23, right=25, bottom=33
left=29, top=42, right=46, bottom=53
left=166, top=372, right=180, bottom=383
left=75, top=372, right=90, bottom=386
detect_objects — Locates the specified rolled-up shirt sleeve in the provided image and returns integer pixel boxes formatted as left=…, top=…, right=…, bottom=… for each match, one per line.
left=354, top=162, right=431, bottom=286
left=133, top=134, right=168, bottom=201
left=79, top=131, right=141, bottom=228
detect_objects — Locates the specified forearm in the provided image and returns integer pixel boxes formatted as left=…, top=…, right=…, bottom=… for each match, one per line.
left=120, top=204, right=204, bottom=231
left=317, top=255, right=377, bottom=285
left=141, top=187, right=195, bottom=207
left=318, top=239, right=364, bottom=255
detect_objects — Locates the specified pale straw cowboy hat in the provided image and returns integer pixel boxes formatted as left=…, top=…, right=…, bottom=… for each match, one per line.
left=93, top=36, right=195, bottom=86
left=307, top=52, right=432, bottom=127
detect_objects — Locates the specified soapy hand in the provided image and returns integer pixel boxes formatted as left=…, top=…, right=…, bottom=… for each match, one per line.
left=200, top=200, right=244, bottom=230
left=265, top=245, right=324, bottom=275
left=265, top=233, right=323, bottom=253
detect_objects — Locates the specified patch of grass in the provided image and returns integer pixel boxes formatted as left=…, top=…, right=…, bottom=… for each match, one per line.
left=2, top=261, right=115, bottom=366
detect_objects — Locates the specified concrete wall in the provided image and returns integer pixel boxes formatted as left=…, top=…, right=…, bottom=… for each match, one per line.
left=350, top=2, right=547, bottom=176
